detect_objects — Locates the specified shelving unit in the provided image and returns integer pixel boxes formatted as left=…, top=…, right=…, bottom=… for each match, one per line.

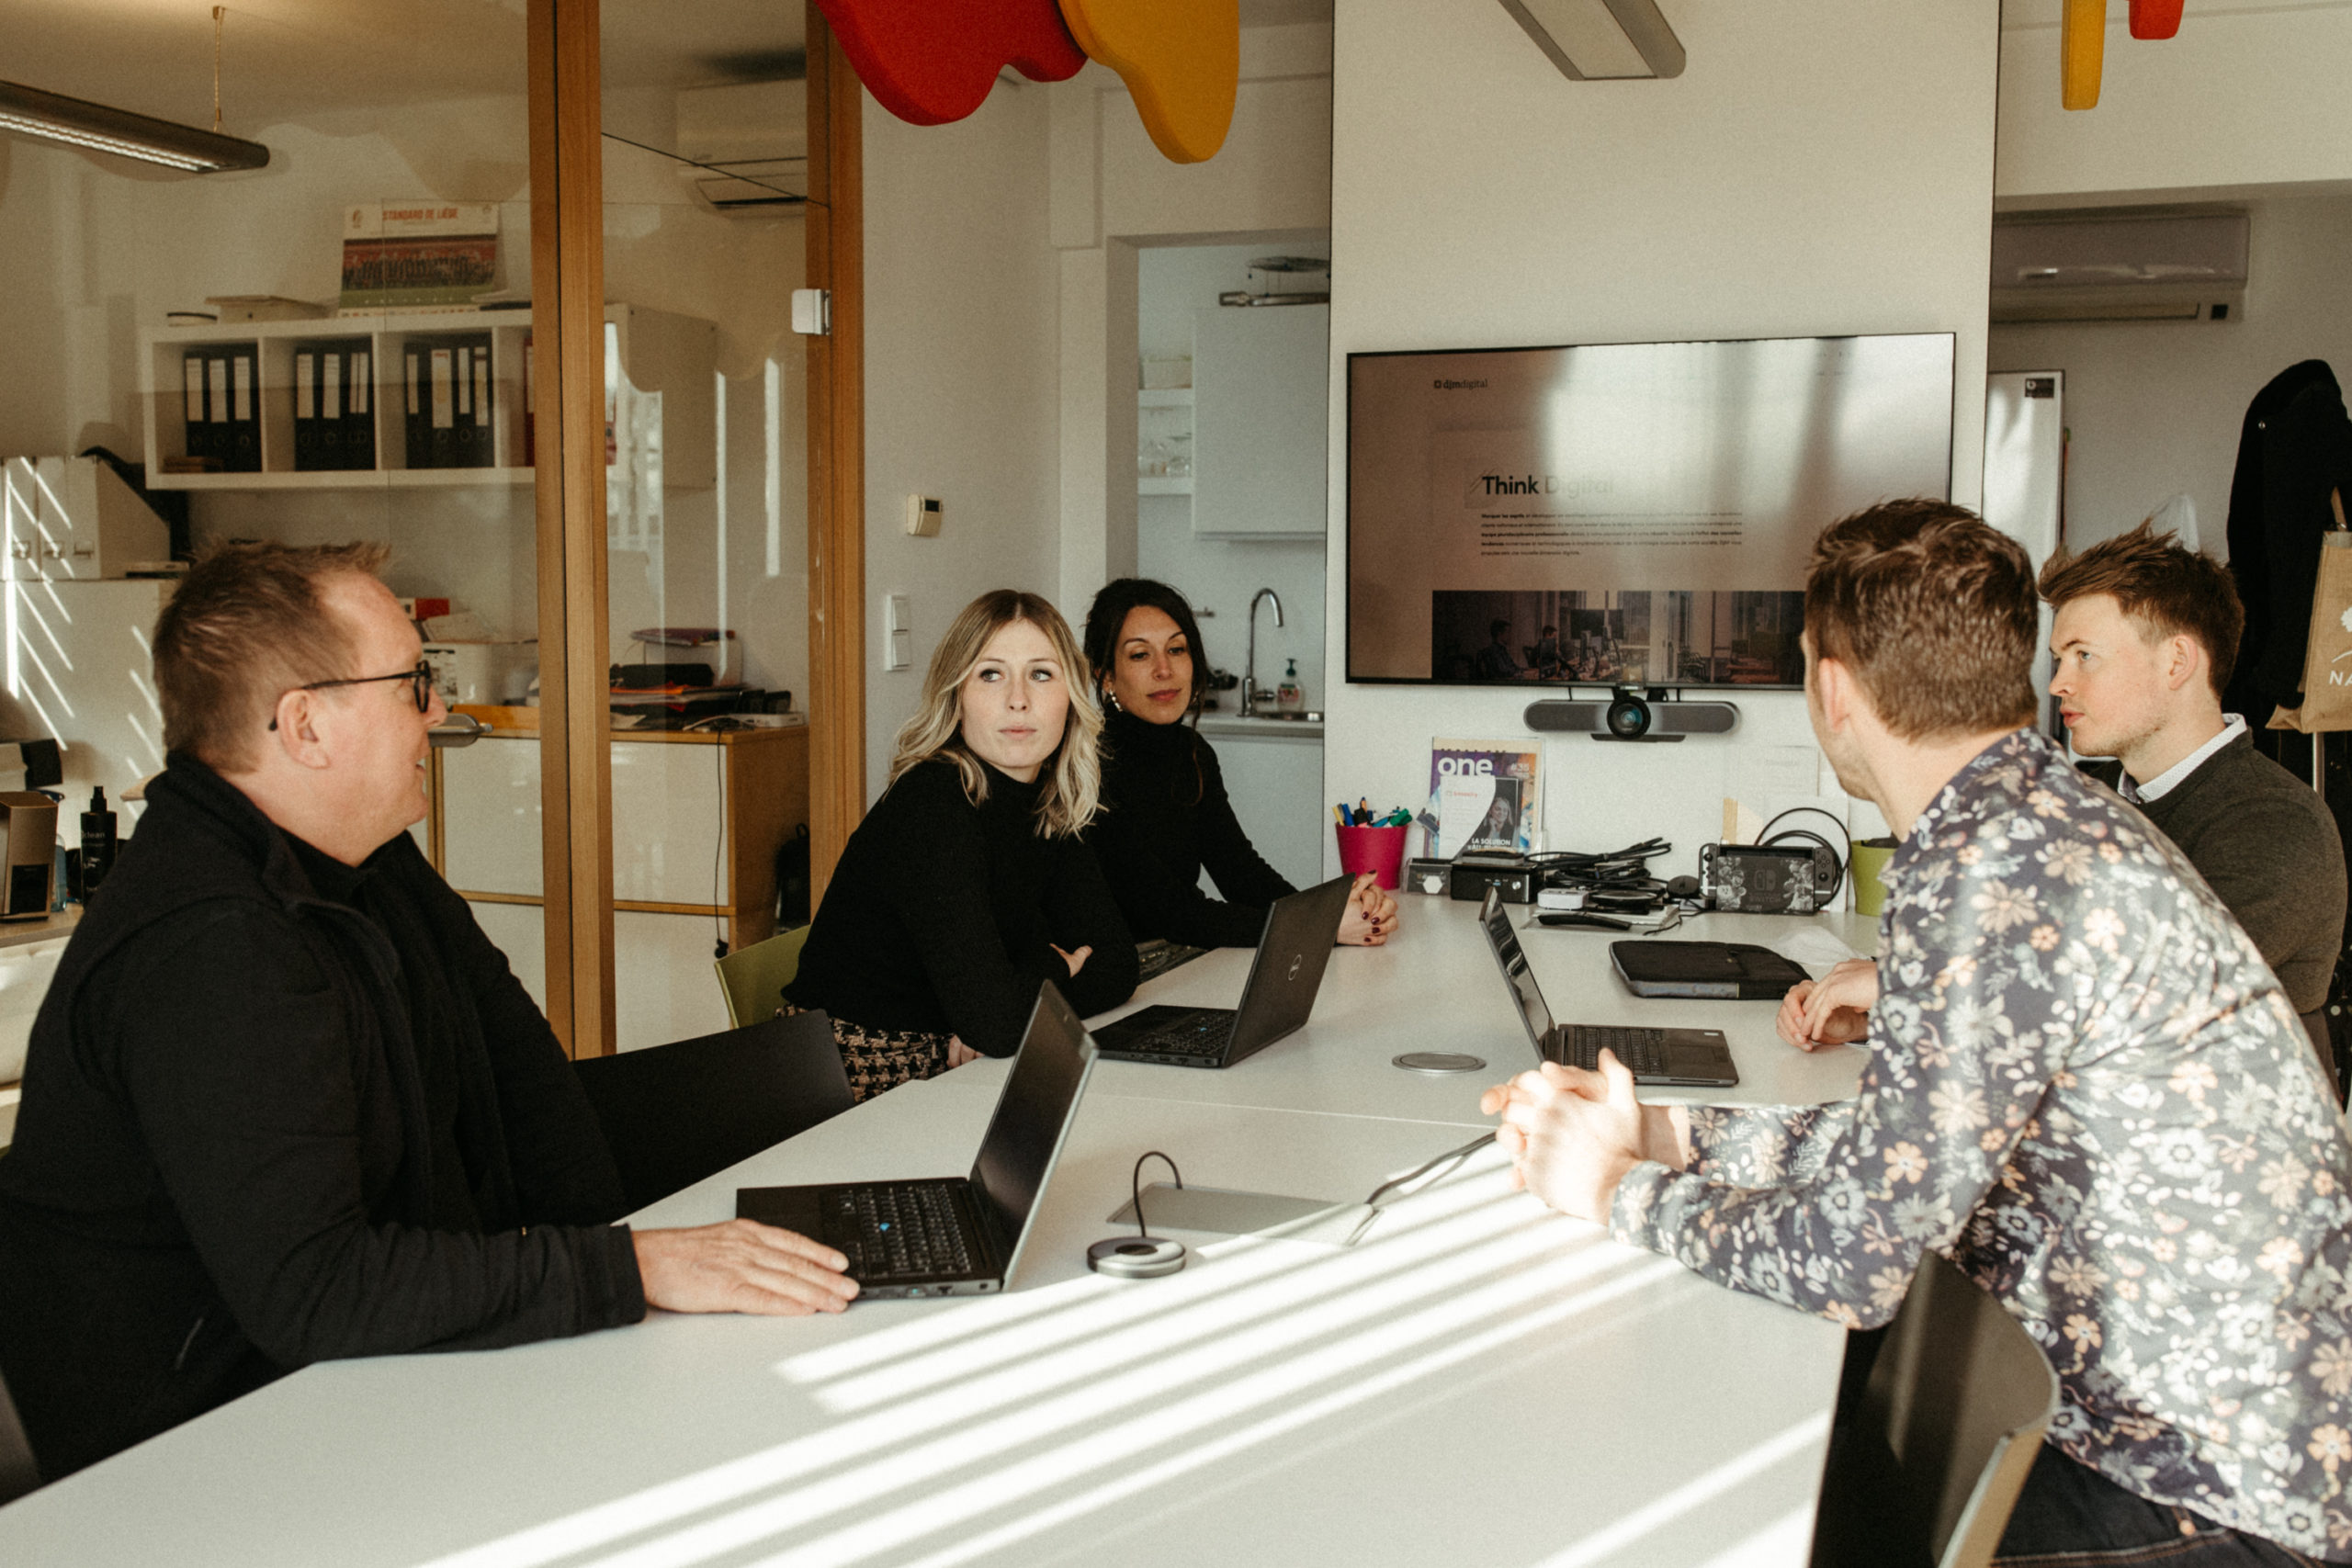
left=138, top=303, right=715, bottom=491
left=1137, top=386, right=1194, bottom=496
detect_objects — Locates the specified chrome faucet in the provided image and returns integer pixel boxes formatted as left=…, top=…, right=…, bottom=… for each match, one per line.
left=1241, top=587, right=1284, bottom=716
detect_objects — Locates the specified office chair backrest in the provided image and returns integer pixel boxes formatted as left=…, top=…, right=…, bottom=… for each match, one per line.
left=571, top=1010, right=854, bottom=1216
left=1810, top=1249, right=2060, bottom=1568
left=0, top=1359, right=40, bottom=1506
left=713, top=925, right=812, bottom=1029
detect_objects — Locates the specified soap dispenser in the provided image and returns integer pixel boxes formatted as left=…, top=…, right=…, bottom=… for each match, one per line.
left=1276, top=659, right=1303, bottom=712
left=81, top=784, right=118, bottom=897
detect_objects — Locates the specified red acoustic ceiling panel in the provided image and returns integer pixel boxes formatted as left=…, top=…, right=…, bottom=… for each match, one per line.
left=813, top=0, right=1087, bottom=127
left=2129, top=0, right=2185, bottom=39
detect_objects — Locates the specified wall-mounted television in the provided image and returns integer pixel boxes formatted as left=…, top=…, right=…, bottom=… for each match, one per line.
left=1346, top=332, right=1955, bottom=691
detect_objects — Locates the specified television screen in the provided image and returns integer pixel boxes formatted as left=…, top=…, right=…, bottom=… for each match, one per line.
left=1346, top=333, right=1955, bottom=690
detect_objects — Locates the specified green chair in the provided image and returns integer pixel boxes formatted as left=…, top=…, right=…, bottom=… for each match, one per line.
left=713, top=924, right=811, bottom=1029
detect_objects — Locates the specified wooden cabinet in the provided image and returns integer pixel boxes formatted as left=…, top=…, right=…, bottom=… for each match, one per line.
left=431, top=720, right=809, bottom=1051
left=1192, top=303, right=1329, bottom=538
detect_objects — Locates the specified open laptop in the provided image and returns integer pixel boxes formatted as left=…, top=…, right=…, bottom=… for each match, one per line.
left=1479, top=887, right=1739, bottom=1087
left=734, top=980, right=1096, bottom=1299
left=1091, top=874, right=1355, bottom=1068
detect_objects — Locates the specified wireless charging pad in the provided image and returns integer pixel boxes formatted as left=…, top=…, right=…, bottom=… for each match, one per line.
left=1087, top=1235, right=1187, bottom=1279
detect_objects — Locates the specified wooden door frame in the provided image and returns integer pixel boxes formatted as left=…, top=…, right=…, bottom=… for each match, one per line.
left=526, top=0, right=618, bottom=1057
left=805, top=6, right=865, bottom=908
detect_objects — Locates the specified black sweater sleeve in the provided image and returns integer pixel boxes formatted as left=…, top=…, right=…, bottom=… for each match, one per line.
left=110, top=908, right=643, bottom=1370
left=1041, top=837, right=1140, bottom=1017
left=1190, top=739, right=1299, bottom=913
left=1091, top=735, right=1295, bottom=950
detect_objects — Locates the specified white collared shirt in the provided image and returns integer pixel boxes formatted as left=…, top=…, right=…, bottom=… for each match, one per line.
left=2120, top=713, right=2245, bottom=804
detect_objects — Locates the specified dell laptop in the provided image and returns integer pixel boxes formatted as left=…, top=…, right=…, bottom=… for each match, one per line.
left=734, top=979, right=1096, bottom=1299
left=1091, top=874, right=1355, bottom=1068
left=1478, top=887, right=1739, bottom=1088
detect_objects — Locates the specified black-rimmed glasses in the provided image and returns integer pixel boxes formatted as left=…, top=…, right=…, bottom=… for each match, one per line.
left=267, top=660, right=435, bottom=730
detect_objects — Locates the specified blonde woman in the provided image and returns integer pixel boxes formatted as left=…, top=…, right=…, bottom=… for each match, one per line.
left=784, top=590, right=1138, bottom=1100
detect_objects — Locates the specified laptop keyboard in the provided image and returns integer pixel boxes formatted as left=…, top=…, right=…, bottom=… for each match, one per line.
left=1558, top=1026, right=1671, bottom=1077
left=828, top=1181, right=972, bottom=1280
left=1136, top=940, right=1209, bottom=984
left=1123, top=1014, right=1235, bottom=1058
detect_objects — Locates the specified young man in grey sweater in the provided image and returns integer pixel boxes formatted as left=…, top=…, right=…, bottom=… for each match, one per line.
left=2041, top=523, right=2345, bottom=1088
left=1781, top=522, right=2346, bottom=1096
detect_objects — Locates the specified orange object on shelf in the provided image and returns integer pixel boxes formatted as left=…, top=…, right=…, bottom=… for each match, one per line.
left=2129, top=0, right=2184, bottom=39
left=1057, top=0, right=1238, bottom=164
left=2061, top=0, right=2105, bottom=110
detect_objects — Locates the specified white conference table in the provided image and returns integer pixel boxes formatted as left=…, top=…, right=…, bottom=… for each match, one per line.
left=0, top=897, right=1875, bottom=1568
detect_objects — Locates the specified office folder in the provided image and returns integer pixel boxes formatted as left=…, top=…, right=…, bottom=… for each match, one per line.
left=180, top=349, right=217, bottom=467
left=404, top=345, right=435, bottom=469
left=291, top=336, right=374, bottom=471
left=446, top=332, right=493, bottom=468
left=222, top=342, right=260, bottom=472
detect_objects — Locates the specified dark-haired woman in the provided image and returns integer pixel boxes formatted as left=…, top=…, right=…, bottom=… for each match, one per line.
left=1080, top=578, right=1398, bottom=951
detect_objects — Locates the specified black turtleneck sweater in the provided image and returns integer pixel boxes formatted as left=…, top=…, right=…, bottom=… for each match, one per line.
left=1087, top=710, right=1297, bottom=949
left=785, top=757, right=1138, bottom=1054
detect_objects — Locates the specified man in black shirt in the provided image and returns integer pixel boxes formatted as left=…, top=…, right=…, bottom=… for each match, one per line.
left=0, top=543, right=854, bottom=1481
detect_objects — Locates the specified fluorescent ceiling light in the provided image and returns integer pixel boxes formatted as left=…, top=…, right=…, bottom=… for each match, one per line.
left=0, top=80, right=269, bottom=174
left=1498, top=0, right=1686, bottom=80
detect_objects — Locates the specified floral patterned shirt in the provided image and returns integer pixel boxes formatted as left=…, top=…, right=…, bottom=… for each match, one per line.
left=1611, top=729, right=2352, bottom=1558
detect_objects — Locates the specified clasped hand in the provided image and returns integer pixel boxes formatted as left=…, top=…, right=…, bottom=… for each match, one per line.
left=1337, top=872, right=1400, bottom=946
left=1480, top=1054, right=1690, bottom=1223
left=1773, top=957, right=1878, bottom=1051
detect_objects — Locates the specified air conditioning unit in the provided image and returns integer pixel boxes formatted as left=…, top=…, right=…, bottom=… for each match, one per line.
left=673, top=79, right=808, bottom=217
left=1990, top=210, right=2247, bottom=324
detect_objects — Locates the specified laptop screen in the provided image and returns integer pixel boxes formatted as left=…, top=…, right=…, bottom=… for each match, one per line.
left=1480, top=888, right=1555, bottom=1051
left=1227, top=874, right=1355, bottom=1058
left=968, top=980, right=1096, bottom=1258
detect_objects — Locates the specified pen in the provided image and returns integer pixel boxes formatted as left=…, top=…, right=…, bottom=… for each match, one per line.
left=1333, top=805, right=1348, bottom=826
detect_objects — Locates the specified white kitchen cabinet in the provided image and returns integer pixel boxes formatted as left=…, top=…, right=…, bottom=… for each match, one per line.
left=1192, top=304, right=1329, bottom=538
left=1197, top=718, right=1326, bottom=888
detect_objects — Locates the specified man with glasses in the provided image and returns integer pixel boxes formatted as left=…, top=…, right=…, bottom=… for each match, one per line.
left=0, top=542, right=856, bottom=1482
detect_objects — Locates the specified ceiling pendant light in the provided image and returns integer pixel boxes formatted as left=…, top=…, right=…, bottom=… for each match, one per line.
left=0, top=8, right=268, bottom=174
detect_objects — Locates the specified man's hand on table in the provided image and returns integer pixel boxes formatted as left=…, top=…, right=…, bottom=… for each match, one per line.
left=1478, top=1053, right=1689, bottom=1224
left=633, top=1221, right=860, bottom=1315
left=1773, top=957, right=1879, bottom=1051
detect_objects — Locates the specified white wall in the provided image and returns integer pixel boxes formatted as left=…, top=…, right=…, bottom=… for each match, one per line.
left=1324, top=0, right=2000, bottom=879
left=862, top=82, right=1063, bottom=801
left=1136, top=243, right=1328, bottom=706
left=1050, top=29, right=1335, bottom=626
left=1995, top=0, right=2352, bottom=206
left=1989, top=196, right=2352, bottom=558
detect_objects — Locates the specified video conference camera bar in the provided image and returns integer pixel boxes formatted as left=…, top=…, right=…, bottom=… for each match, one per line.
left=1523, top=685, right=1739, bottom=743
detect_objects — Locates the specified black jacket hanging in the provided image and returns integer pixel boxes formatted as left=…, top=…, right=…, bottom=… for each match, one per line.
left=2222, top=359, right=2352, bottom=716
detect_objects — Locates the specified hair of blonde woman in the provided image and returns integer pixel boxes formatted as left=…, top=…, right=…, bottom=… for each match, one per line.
left=888, top=589, right=1103, bottom=839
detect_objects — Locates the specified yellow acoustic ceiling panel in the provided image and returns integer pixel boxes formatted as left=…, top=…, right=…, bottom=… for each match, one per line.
left=2061, top=0, right=2106, bottom=110
left=1057, top=0, right=1239, bottom=164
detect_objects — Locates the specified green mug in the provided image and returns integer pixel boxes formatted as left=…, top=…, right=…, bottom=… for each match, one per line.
left=1849, top=839, right=1897, bottom=917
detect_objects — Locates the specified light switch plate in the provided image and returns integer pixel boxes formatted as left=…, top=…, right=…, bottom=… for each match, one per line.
left=884, top=592, right=911, bottom=671
left=904, top=494, right=943, bottom=536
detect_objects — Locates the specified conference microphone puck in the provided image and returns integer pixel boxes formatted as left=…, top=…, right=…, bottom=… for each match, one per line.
left=1087, top=1235, right=1188, bottom=1278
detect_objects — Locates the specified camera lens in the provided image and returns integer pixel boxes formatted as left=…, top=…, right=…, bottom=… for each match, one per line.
left=1605, top=694, right=1652, bottom=738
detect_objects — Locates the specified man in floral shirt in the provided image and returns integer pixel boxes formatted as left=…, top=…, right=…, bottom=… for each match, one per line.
left=1487, top=501, right=2352, bottom=1562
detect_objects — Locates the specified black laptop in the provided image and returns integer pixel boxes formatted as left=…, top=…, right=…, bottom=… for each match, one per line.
left=1610, top=939, right=1810, bottom=999
left=1479, top=887, right=1739, bottom=1087
left=735, top=980, right=1096, bottom=1299
left=1091, top=874, right=1355, bottom=1068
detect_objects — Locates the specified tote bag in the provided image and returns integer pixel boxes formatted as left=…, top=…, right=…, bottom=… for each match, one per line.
left=2269, top=489, right=2352, bottom=733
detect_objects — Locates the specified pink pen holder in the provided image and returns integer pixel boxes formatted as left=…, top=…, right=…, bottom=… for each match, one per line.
left=1334, top=824, right=1408, bottom=891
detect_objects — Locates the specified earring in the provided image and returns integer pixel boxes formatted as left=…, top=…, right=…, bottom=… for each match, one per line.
left=1103, top=687, right=1122, bottom=714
